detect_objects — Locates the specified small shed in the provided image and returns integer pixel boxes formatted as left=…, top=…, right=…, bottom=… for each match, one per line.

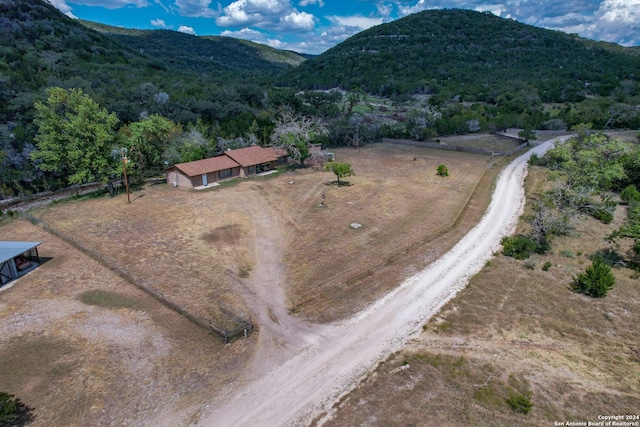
left=224, top=146, right=278, bottom=177
left=167, top=155, right=241, bottom=189
left=0, top=241, right=41, bottom=288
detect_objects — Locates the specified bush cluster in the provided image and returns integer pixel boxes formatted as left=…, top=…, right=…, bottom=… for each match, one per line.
left=501, top=235, right=541, bottom=260
left=572, top=258, right=616, bottom=298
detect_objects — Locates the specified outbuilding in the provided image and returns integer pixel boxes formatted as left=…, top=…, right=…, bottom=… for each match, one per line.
left=0, top=241, right=41, bottom=288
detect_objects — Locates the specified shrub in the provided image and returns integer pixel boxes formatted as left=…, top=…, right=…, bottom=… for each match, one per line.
left=502, top=235, right=539, bottom=260
left=437, top=164, right=449, bottom=176
left=506, top=391, right=533, bottom=414
left=589, top=207, right=614, bottom=224
left=572, top=258, right=616, bottom=298
left=0, top=392, right=33, bottom=425
left=590, top=248, right=624, bottom=267
left=524, top=256, right=536, bottom=270
left=542, top=261, right=552, bottom=271
left=561, top=250, right=574, bottom=258
left=621, top=185, right=640, bottom=204
left=528, top=153, right=541, bottom=166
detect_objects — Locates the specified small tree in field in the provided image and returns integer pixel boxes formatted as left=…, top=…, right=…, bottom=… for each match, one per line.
left=325, top=161, right=354, bottom=185
left=572, top=258, right=615, bottom=297
left=437, top=164, right=449, bottom=176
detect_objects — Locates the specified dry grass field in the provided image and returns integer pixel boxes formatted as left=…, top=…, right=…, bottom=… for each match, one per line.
left=0, top=219, right=255, bottom=427
left=321, top=165, right=640, bottom=426
left=0, top=142, right=494, bottom=425
left=24, top=143, right=489, bottom=324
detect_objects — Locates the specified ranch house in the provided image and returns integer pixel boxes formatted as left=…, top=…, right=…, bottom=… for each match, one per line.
left=166, top=146, right=289, bottom=189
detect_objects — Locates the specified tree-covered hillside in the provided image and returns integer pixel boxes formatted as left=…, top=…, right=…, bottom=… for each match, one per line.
left=0, top=0, right=307, bottom=197
left=283, top=9, right=640, bottom=102
left=82, top=21, right=305, bottom=71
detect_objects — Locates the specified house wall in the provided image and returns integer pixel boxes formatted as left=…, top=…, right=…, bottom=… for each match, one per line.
left=167, top=170, right=194, bottom=189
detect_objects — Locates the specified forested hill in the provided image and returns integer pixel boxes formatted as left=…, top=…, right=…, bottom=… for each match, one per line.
left=81, top=21, right=305, bottom=70
left=282, top=9, right=640, bottom=102
left=0, top=0, right=305, bottom=127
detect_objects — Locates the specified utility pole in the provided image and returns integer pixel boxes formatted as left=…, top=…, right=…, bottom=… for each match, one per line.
left=121, top=148, right=130, bottom=203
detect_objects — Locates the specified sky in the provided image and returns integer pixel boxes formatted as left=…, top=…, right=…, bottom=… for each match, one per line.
left=46, top=0, right=640, bottom=55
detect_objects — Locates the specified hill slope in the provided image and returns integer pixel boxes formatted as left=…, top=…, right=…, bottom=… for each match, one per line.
left=81, top=21, right=305, bottom=70
left=283, top=9, right=640, bottom=102
left=0, top=0, right=304, bottom=126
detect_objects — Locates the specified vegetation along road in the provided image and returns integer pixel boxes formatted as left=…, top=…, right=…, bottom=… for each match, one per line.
left=196, top=136, right=572, bottom=426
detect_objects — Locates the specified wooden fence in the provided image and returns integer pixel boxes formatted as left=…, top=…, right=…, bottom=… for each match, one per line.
left=210, top=306, right=254, bottom=344
left=23, top=213, right=208, bottom=331
left=382, top=137, right=528, bottom=156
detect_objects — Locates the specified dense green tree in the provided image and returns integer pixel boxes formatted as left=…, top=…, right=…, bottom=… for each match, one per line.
left=546, top=132, right=629, bottom=192
left=325, top=161, right=354, bottom=185
left=518, top=127, right=537, bottom=144
left=31, top=87, right=119, bottom=185
left=121, top=114, right=178, bottom=175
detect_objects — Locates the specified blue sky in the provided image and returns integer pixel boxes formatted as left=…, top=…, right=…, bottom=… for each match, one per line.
left=47, top=0, right=640, bottom=54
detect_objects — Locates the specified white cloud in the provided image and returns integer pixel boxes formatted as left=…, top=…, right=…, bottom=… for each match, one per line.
left=216, top=0, right=317, bottom=32
left=174, top=0, right=219, bottom=18
left=584, top=0, right=640, bottom=45
left=151, top=18, right=167, bottom=27
left=376, top=3, right=393, bottom=18
left=178, top=25, right=197, bottom=35
left=473, top=4, right=507, bottom=17
left=45, top=0, right=77, bottom=18
left=280, top=11, right=315, bottom=30
left=220, top=27, right=264, bottom=41
left=298, top=0, right=324, bottom=6
left=266, top=38, right=285, bottom=48
left=327, top=15, right=384, bottom=30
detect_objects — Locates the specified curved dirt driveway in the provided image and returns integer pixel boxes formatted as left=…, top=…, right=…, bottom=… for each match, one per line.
left=197, top=137, right=569, bottom=427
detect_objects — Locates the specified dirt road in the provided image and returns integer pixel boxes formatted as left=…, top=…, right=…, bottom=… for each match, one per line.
left=197, top=137, right=568, bottom=427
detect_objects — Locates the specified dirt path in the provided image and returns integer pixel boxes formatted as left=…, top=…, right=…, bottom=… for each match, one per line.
left=191, top=137, right=568, bottom=426
left=242, top=189, right=324, bottom=374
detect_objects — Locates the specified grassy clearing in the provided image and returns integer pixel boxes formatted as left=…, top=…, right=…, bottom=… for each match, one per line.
left=322, top=166, right=640, bottom=426
left=79, top=289, right=147, bottom=310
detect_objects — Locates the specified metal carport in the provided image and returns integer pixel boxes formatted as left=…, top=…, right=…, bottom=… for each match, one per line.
left=0, top=241, right=41, bottom=288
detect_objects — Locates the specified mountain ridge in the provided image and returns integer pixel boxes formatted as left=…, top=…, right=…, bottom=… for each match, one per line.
left=282, top=9, right=640, bottom=102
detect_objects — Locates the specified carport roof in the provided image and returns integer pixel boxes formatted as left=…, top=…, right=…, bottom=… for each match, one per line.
left=0, top=241, right=41, bottom=264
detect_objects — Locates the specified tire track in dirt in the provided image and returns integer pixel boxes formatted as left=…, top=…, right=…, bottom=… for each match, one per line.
left=196, top=137, right=571, bottom=427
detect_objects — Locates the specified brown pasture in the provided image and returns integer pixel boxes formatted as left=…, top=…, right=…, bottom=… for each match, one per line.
left=0, top=142, right=494, bottom=425
left=320, top=166, right=640, bottom=426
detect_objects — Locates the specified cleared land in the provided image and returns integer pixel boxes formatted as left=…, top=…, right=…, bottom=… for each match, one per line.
left=0, top=143, right=492, bottom=425
left=320, top=164, right=640, bottom=426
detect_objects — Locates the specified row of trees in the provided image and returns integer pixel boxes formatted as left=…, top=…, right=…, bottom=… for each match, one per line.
left=26, top=87, right=336, bottom=190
